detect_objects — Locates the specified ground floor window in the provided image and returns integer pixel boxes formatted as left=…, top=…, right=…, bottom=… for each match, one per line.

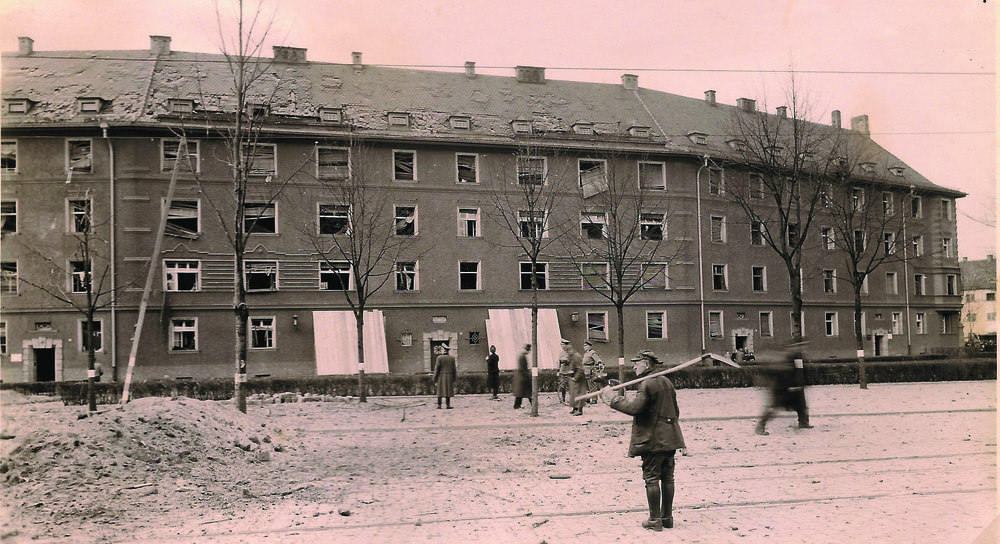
left=170, top=319, right=198, bottom=351
left=79, top=319, right=103, bottom=352
left=646, top=311, right=665, bottom=339
left=709, top=311, right=723, bottom=338
left=587, top=312, right=607, bottom=342
left=250, top=317, right=275, bottom=349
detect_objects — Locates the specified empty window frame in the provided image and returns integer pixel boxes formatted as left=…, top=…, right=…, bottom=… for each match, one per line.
left=166, top=200, right=200, bottom=238
left=517, top=156, right=545, bottom=185
left=319, top=261, right=352, bottom=291
left=891, top=312, right=902, bottom=334
left=752, top=266, right=767, bottom=292
left=708, top=311, right=723, bottom=338
left=882, top=192, right=894, bottom=215
left=915, top=312, right=926, bottom=334
left=161, top=139, right=200, bottom=173
left=712, top=264, right=728, bottom=291
left=646, top=311, right=666, bottom=339
left=170, top=318, right=198, bottom=351
left=941, top=199, right=952, bottom=220
left=245, top=260, right=278, bottom=291
left=581, top=212, right=606, bottom=239
left=243, top=143, right=276, bottom=176
left=518, top=210, right=547, bottom=238
left=459, top=261, right=480, bottom=290
left=1, top=201, right=15, bottom=233
left=942, top=238, right=953, bottom=258
left=394, top=205, right=417, bottom=236
left=67, top=198, right=92, bottom=233
left=710, top=215, right=727, bottom=243
left=1, top=262, right=17, bottom=293
left=250, top=317, right=276, bottom=349
left=244, top=202, right=277, bottom=234
left=79, top=319, right=103, bottom=352
left=708, top=168, right=724, bottom=195
left=749, top=173, right=764, bottom=199
left=822, top=227, right=835, bottom=250
left=578, top=159, right=607, bottom=188
left=456, top=153, right=478, bottom=183
left=825, top=312, right=839, bottom=336
left=638, top=161, right=665, bottom=190
left=67, top=139, right=93, bottom=174
left=910, top=196, right=922, bottom=218
left=851, top=187, right=865, bottom=211
left=911, top=235, right=924, bottom=257
left=750, top=221, right=765, bottom=246
left=319, top=204, right=350, bottom=235
left=587, top=312, right=608, bottom=342
left=914, top=273, right=927, bottom=296
left=70, top=260, right=91, bottom=293
left=759, top=311, right=773, bottom=337
left=393, top=150, right=416, bottom=181
left=640, top=213, right=665, bottom=241
left=519, top=261, right=547, bottom=290
left=457, top=207, right=480, bottom=238
left=945, top=274, right=957, bottom=296
left=1, top=141, right=15, bottom=173
left=317, top=147, right=350, bottom=180
left=164, top=260, right=200, bottom=292
left=581, top=262, right=609, bottom=289
left=854, top=230, right=866, bottom=252
left=883, top=232, right=896, bottom=255
left=886, top=272, right=898, bottom=295
left=395, top=261, right=418, bottom=291
left=641, top=262, right=668, bottom=290
left=823, top=269, right=837, bottom=294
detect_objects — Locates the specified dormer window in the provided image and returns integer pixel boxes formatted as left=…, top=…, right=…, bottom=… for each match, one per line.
left=77, top=98, right=104, bottom=113
left=168, top=99, right=195, bottom=114
left=628, top=126, right=651, bottom=138
left=319, top=108, right=343, bottom=123
left=511, top=120, right=532, bottom=134
left=687, top=131, right=708, bottom=145
left=388, top=112, right=410, bottom=127
left=727, top=139, right=747, bottom=151
left=888, top=166, right=905, bottom=177
left=860, top=162, right=876, bottom=173
left=5, top=99, right=32, bottom=114
left=573, top=123, right=594, bottom=135
left=449, top=116, right=471, bottom=130
left=765, top=144, right=785, bottom=154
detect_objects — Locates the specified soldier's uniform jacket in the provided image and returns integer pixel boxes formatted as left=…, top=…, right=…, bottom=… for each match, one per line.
left=609, top=372, right=686, bottom=457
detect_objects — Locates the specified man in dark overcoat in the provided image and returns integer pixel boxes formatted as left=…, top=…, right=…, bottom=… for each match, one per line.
left=512, top=344, right=531, bottom=409
left=433, top=344, right=457, bottom=409
left=486, top=345, right=500, bottom=400
left=600, top=350, right=685, bottom=531
left=566, top=342, right=587, bottom=416
left=755, top=341, right=813, bottom=434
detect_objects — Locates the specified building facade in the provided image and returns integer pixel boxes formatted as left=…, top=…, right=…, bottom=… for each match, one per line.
left=0, top=36, right=965, bottom=383
left=960, top=255, right=997, bottom=349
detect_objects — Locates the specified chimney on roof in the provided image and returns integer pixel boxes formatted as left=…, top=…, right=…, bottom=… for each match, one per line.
left=704, top=90, right=716, bottom=105
left=515, top=65, right=545, bottom=84
left=18, top=36, right=33, bottom=56
left=851, top=114, right=870, bottom=137
left=150, top=35, right=171, bottom=56
left=776, top=106, right=787, bottom=118
left=621, top=74, right=638, bottom=90
left=352, top=51, right=363, bottom=69
left=831, top=110, right=842, bottom=128
left=737, top=97, right=756, bottom=113
left=273, top=45, right=307, bottom=63
left=989, top=254, right=995, bottom=261
left=465, top=61, right=476, bottom=78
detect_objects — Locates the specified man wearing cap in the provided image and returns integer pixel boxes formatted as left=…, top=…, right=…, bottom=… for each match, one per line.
left=600, top=350, right=685, bottom=531
left=433, top=344, right=457, bottom=409
left=557, top=339, right=572, bottom=403
left=581, top=340, right=602, bottom=404
left=564, top=341, right=587, bottom=416
left=755, top=341, right=812, bottom=434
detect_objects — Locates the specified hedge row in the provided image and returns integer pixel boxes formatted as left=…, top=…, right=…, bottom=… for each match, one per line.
left=3, top=358, right=995, bottom=406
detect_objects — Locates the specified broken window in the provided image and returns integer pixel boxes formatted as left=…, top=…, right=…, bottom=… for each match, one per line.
left=580, top=212, right=606, bottom=240
left=456, top=153, right=478, bottom=183
left=518, top=210, right=546, bottom=239
left=459, top=261, right=480, bottom=290
left=1, top=141, right=15, bottom=173
left=68, top=199, right=91, bottom=233
left=640, top=213, right=665, bottom=241
left=242, top=143, right=276, bottom=176
left=587, top=312, right=607, bottom=341
left=708, top=311, right=723, bottom=338
left=712, top=264, right=728, bottom=291
left=71, top=260, right=91, bottom=293
left=244, top=203, right=276, bottom=234
left=519, top=262, right=547, bottom=290
left=395, top=261, right=418, bottom=291
left=80, top=320, right=103, bottom=352
left=751, top=221, right=765, bottom=246
left=245, top=261, right=277, bottom=291
left=638, top=161, right=665, bottom=190
left=166, top=200, right=200, bottom=238
left=164, top=260, right=200, bottom=292
left=319, top=204, right=350, bottom=235
left=393, top=150, right=416, bottom=181
left=68, top=139, right=92, bottom=173
left=823, top=269, right=837, bottom=293
left=1, top=262, right=17, bottom=293
left=319, top=262, right=352, bottom=291
left=708, top=168, right=724, bottom=195
left=162, top=139, right=199, bottom=173
left=646, top=311, right=665, bottom=339
left=317, top=147, right=349, bottom=180
left=395, top=206, right=417, bottom=236
left=578, top=159, right=607, bottom=188
left=641, top=262, right=668, bottom=290
left=710, top=216, right=726, bottom=243
left=517, top=156, right=545, bottom=185
left=0, top=201, right=14, bottom=233
left=250, top=317, right=275, bottom=349
left=170, top=319, right=198, bottom=351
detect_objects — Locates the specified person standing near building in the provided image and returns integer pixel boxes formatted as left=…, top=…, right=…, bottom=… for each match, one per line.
left=513, top=344, right=531, bottom=409
left=486, top=345, right=500, bottom=400
left=755, top=341, right=813, bottom=434
left=600, top=350, right=685, bottom=531
left=433, top=344, right=457, bottom=409
left=557, top=339, right=572, bottom=402
left=581, top=340, right=602, bottom=403
left=566, top=342, right=587, bottom=416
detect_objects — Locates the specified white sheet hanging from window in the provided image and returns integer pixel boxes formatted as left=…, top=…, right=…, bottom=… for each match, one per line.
left=484, top=308, right=562, bottom=371
left=313, top=310, right=389, bottom=375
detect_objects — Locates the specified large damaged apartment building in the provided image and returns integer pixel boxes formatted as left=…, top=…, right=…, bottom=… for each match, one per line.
left=0, top=36, right=964, bottom=383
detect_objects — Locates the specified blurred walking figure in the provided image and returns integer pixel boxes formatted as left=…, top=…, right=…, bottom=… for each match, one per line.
left=512, top=344, right=532, bottom=409
left=486, top=345, right=500, bottom=400
left=600, top=350, right=685, bottom=531
left=582, top=340, right=602, bottom=405
left=564, top=341, right=587, bottom=416
left=755, top=340, right=813, bottom=435
left=433, top=344, right=457, bottom=409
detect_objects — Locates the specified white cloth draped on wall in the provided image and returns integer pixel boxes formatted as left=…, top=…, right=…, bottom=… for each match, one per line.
left=313, top=310, right=389, bottom=375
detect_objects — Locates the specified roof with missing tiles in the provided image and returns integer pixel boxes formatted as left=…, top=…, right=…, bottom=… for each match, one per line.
left=1, top=47, right=964, bottom=197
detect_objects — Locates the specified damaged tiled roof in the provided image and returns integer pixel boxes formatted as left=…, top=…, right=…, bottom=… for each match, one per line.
left=960, top=258, right=997, bottom=291
left=1, top=47, right=963, bottom=196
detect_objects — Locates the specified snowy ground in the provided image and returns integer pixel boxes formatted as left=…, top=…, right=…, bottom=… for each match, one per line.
left=1, top=380, right=995, bottom=544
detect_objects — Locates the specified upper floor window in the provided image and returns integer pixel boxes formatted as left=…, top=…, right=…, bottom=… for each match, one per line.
left=246, top=260, right=278, bottom=291
left=942, top=238, right=953, bottom=259
left=884, top=232, right=896, bottom=255
left=946, top=274, right=957, bottom=296
left=244, top=202, right=277, bottom=234
left=77, top=98, right=103, bottom=113
left=851, top=187, right=865, bottom=211
left=459, top=261, right=480, bottom=291
left=395, top=205, right=417, bottom=236
left=162, top=139, right=200, bottom=173
left=457, top=207, right=480, bottom=238
left=517, top=156, right=545, bottom=185
left=787, top=223, right=800, bottom=247
left=1, top=141, right=16, bottom=173
left=319, top=261, right=352, bottom=291
left=579, top=159, right=607, bottom=188
left=511, top=120, right=532, bottom=134
left=854, top=230, right=866, bottom=252
left=317, top=147, right=349, bottom=180
left=387, top=112, right=410, bottom=127
left=395, top=261, right=418, bottom=291
left=518, top=210, right=547, bottom=238
left=164, top=260, right=201, bottom=292
left=170, top=319, right=198, bottom=351
left=914, top=273, right=927, bottom=296
left=243, top=143, right=276, bottom=177
left=751, top=221, right=765, bottom=246
left=166, top=200, right=200, bottom=238
left=67, top=199, right=92, bottom=233
left=882, top=192, right=894, bottom=215
left=708, top=168, right=724, bottom=195
left=319, top=108, right=343, bottom=123
left=886, top=272, right=898, bottom=295
left=449, top=116, right=471, bottom=130
left=710, top=215, right=727, bottom=243
left=70, top=260, right=91, bottom=293
left=749, top=173, right=764, bottom=199
left=0, top=201, right=15, bottom=233
left=823, top=269, right=837, bottom=294
left=687, top=131, right=708, bottom=145
left=941, top=199, right=953, bottom=220
left=572, top=122, right=594, bottom=135
left=640, top=213, right=665, bottom=241
left=641, top=262, right=668, bottom=290
left=581, top=212, right=606, bottom=240
left=911, top=235, right=924, bottom=257
left=1, top=262, right=17, bottom=294
left=987, top=292, right=996, bottom=301
left=628, top=125, right=650, bottom=138
left=393, top=150, right=416, bottom=181
left=752, top=266, right=767, bottom=292
left=168, top=99, right=195, bottom=114
left=910, top=196, right=922, bottom=218
left=67, top=139, right=93, bottom=174
left=820, top=227, right=834, bottom=250
left=519, top=262, right=548, bottom=290
left=5, top=99, right=31, bottom=114
left=638, top=161, right=665, bottom=190
left=712, top=264, right=728, bottom=291
left=581, top=262, right=609, bottom=289
left=456, top=153, right=478, bottom=184
left=319, top=204, right=350, bottom=235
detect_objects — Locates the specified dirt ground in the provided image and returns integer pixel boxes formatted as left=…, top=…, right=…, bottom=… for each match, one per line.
left=0, top=381, right=996, bottom=544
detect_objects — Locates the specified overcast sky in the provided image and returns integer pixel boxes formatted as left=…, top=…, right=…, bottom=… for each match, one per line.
left=2, top=0, right=995, bottom=259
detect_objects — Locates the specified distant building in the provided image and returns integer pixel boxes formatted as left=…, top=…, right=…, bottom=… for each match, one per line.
left=0, top=36, right=965, bottom=383
left=960, top=255, right=997, bottom=349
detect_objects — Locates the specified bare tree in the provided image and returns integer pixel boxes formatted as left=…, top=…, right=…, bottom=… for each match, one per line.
left=559, top=148, right=683, bottom=381
left=295, top=136, right=421, bottom=402
left=483, top=137, right=575, bottom=416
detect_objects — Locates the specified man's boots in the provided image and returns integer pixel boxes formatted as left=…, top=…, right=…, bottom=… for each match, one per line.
left=446, top=398, right=452, bottom=409
left=642, top=484, right=663, bottom=531
left=437, top=397, right=442, bottom=409
left=661, top=481, right=675, bottom=528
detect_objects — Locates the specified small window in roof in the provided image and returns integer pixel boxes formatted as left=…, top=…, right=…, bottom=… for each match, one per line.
left=628, top=126, right=650, bottom=137
left=687, top=131, right=707, bottom=145
left=5, top=99, right=31, bottom=114
left=78, top=98, right=103, bottom=113
left=860, top=162, right=876, bottom=173
left=888, top=166, right=905, bottom=177
left=727, top=139, right=747, bottom=151
left=388, top=112, right=410, bottom=127
left=319, top=108, right=343, bottom=123
left=450, top=116, right=471, bottom=130
left=573, top=123, right=594, bottom=135
left=511, top=120, right=532, bottom=134
left=168, top=99, right=195, bottom=114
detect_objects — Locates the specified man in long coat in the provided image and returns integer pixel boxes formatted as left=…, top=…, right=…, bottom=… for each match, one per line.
left=755, top=341, right=813, bottom=434
left=433, top=344, right=457, bottom=409
left=512, top=344, right=531, bottom=409
left=486, top=345, right=500, bottom=400
left=566, top=343, right=587, bottom=416
left=601, top=350, right=685, bottom=531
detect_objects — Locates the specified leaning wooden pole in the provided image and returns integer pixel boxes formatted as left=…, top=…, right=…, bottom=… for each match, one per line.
left=121, top=138, right=186, bottom=404
left=575, top=352, right=740, bottom=402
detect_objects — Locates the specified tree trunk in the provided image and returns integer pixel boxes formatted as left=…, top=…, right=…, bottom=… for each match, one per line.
left=615, top=302, right=626, bottom=382
left=854, top=289, right=868, bottom=389
left=86, top=308, right=97, bottom=412
left=233, top=254, right=248, bottom=414
left=357, top=309, right=367, bottom=402
left=530, top=288, right=539, bottom=417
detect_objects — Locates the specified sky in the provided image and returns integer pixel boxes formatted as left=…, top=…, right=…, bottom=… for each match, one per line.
left=2, top=0, right=996, bottom=260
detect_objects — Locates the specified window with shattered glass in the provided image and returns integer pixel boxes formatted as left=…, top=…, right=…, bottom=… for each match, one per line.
left=68, top=199, right=91, bottom=233
left=319, top=261, right=351, bottom=291
left=245, top=261, right=278, bottom=291
left=164, top=260, right=200, bottom=291
left=1, top=141, right=15, bottom=173
left=318, top=147, right=349, bottom=179
left=0, top=201, right=14, bottom=233
left=162, top=139, right=199, bottom=173
left=395, top=206, right=416, bottom=236
left=68, top=140, right=92, bottom=173
left=457, top=153, right=478, bottom=183
left=517, top=156, right=545, bottom=185
left=395, top=261, right=417, bottom=291
left=640, top=213, right=665, bottom=240
left=638, top=162, right=664, bottom=190
left=166, top=200, right=199, bottom=238
left=393, top=150, right=415, bottom=181
left=319, top=204, right=350, bottom=235
left=242, top=143, right=276, bottom=176
left=244, top=202, right=276, bottom=234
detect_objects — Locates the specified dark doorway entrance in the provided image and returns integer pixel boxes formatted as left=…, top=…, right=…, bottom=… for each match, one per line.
left=429, top=339, right=451, bottom=367
left=874, top=335, right=886, bottom=357
left=34, top=347, right=55, bottom=382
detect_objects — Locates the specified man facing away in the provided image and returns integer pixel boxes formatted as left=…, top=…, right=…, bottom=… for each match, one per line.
left=600, top=350, right=685, bottom=531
